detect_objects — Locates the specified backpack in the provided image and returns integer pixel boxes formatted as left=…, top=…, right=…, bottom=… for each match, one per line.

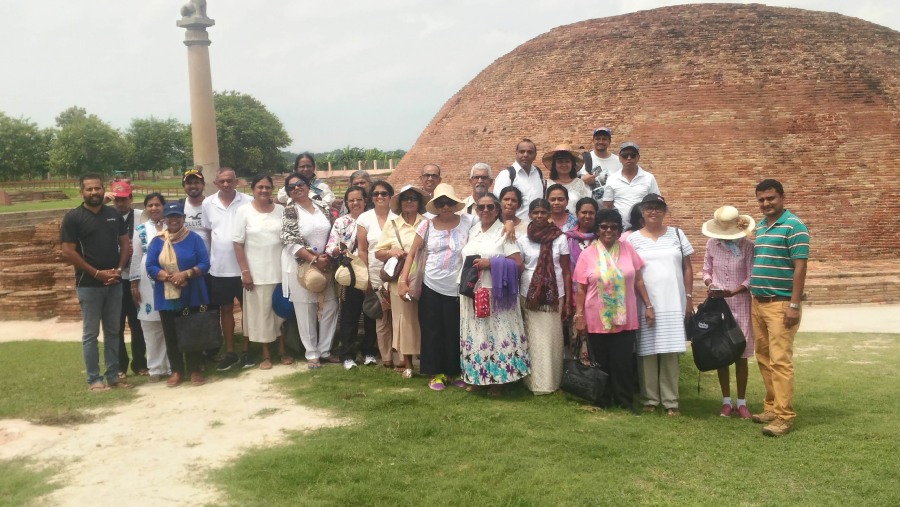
left=688, top=297, right=747, bottom=371
left=506, top=166, right=547, bottom=198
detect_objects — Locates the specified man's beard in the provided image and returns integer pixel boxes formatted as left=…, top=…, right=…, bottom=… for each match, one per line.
left=84, top=195, right=103, bottom=206
left=474, top=185, right=488, bottom=198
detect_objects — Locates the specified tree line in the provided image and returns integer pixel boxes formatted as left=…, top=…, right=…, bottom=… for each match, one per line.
left=0, top=91, right=404, bottom=181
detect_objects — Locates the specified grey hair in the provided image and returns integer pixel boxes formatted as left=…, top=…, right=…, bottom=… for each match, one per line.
left=469, top=162, right=493, bottom=179
left=348, top=170, right=372, bottom=185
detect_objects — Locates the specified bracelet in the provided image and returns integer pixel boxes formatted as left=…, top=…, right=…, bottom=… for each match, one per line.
left=686, top=294, right=693, bottom=298
left=94, top=268, right=99, bottom=278
left=646, top=305, right=654, bottom=309
left=574, top=314, right=584, bottom=318
left=241, top=269, right=250, bottom=274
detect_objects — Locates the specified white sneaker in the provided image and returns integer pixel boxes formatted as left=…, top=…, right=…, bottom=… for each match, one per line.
left=343, top=359, right=358, bottom=370
left=364, top=355, right=377, bottom=365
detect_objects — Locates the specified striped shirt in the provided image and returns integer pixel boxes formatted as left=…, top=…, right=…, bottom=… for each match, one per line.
left=750, top=210, right=809, bottom=297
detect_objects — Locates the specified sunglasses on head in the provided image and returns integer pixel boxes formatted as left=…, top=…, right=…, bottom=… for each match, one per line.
left=476, top=204, right=496, bottom=212
left=372, top=191, right=390, bottom=198
left=620, top=152, right=638, bottom=159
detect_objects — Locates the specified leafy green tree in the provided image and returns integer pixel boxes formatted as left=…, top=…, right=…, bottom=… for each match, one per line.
left=48, top=108, right=127, bottom=178
left=214, top=91, right=291, bottom=175
left=126, top=117, right=186, bottom=178
left=0, top=113, right=52, bottom=180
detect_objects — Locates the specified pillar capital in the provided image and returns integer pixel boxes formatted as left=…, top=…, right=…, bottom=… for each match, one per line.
left=176, top=17, right=215, bottom=46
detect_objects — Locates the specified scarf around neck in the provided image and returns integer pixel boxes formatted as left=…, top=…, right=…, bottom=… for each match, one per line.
left=159, top=227, right=189, bottom=300
left=594, top=241, right=627, bottom=331
left=525, top=219, right=562, bottom=311
left=564, top=228, right=597, bottom=269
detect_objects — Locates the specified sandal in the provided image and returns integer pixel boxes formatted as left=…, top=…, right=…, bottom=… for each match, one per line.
left=307, top=360, right=321, bottom=370
left=401, top=368, right=413, bottom=379
left=280, top=355, right=295, bottom=366
left=88, top=382, right=110, bottom=393
left=428, top=375, right=446, bottom=391
left=136, top=369, right=150, bottom=376
left=383, top=361, right=394, bottom=369
left=117, top=372, right=127, bottom=380
left=450, top=377, right=466, bottom=388
left=260, top=358, right=273, bottom=370
left=666, top=408, right=681, bottom=417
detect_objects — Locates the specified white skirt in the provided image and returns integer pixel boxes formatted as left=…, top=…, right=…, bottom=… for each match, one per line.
left=243, top=283, right=285, bottom=343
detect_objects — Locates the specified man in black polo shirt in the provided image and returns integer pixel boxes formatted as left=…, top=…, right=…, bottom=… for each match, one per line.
left=60, top=174, right=133, bottom=391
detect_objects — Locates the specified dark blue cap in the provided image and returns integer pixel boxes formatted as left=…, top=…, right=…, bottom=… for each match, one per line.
left=163, top=201, right=185, bottom=217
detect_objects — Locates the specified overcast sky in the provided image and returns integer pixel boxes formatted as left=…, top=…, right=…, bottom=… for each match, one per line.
left=1, top=0, right=897, bottom=152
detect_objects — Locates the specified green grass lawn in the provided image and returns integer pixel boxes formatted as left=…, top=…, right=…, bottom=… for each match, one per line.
left=0, top=333, right=896, bottom=506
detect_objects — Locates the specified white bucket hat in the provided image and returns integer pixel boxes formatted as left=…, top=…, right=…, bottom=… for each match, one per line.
left=702, top=206, right=756, bottom=240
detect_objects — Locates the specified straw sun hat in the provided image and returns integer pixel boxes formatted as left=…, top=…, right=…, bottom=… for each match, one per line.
left=426, top=183, right=465, bottom=214
left=702, top=206, right=756, bottom=240
left=541, top=143, right=584, bottom=170
left=389, top=184, right=428, bottom=214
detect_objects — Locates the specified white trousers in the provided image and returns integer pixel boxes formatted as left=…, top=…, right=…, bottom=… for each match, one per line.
left=139, top=319, right=170, bottom=375
left=292, top=298, right=339, bottom=361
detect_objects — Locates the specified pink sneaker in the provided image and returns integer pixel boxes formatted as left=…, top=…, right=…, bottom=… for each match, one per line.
left=719, top=404, right=734, bottom=417
left=736, top=405, right=752, bottom=419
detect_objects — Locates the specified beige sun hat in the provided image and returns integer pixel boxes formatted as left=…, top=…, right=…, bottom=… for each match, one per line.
left=702, top=206, right=756, bottom=240
left=426, top=183, right=465, bottom=214
left=390, top=184, right=428, bottom=214
left=541, top=143, right=584, bottom=171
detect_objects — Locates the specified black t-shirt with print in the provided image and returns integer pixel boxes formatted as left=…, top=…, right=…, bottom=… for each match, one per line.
left=60, top=204, right=127, bottom=288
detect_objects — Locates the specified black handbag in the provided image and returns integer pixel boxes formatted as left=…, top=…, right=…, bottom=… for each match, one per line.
left=688, top=297, right=747, bottom=371
left=560, top=337, right=609, bottom=406
left=459, top=255, right=481, bottom=299
left=173, top=305, right=222, bottom=352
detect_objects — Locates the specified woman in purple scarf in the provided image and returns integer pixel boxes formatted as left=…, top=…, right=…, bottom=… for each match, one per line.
left=565, top=197, right=599, bottom=361
left=459, top=193, right=528, bottom=396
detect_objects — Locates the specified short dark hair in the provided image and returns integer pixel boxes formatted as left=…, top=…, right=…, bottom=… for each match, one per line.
left=294, top=152, right=316, bottom=171
left=344, top=185, right=367, bottom=204
left=596, top=208, right=623, bottom=233
left=371, top=179, right=394, bottom=196
left=627, top=204, right=644, bottom=232
left=755, top=178, right=784, bottom=196
left=545, top=183, right=569, bottom=201
left=498, top=186, right=523, bottom=210
left=575, top=197, right=598, bottom=215
left=143, top=192, right=166, bottom=207
left=79, top=173, right=103, bottom=189
left=529, top=198, right=551, bottom=214
left=250, top=173, right=273, bottom=190
left=516, top=138, right=537, bottom=152
left=285, top=172, right=311, bottom=191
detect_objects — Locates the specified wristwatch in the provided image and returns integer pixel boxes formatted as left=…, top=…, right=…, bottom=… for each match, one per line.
left=788, top=303, right=800, bottom=309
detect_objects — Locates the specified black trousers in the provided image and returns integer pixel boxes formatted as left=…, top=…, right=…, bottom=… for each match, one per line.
left=118, top=282, right=147, bottom=373
left=160, top=310, right=203, bottom=375
left=418, top=284, right=461, bottom=377
left=336, top=286, right=377, bottom=361
left=587, top=330, right=637, bottom=409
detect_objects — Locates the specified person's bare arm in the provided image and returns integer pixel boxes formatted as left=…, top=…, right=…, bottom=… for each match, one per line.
left=785, top=259, right=807, bottom=328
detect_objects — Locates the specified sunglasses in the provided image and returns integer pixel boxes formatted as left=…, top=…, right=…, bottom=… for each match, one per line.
left=476, top=204, right=496, bottom=212
left=434, top=198, right=456, bottom=208
left=372, top=191, right=390, bottom=198
left=286, top=182, right=307, bottom=192
left=620, top=152, right=638, bottom=159
left=400, top=194, right=420, bottom=202
left=598, top=223, right=620, bottom=231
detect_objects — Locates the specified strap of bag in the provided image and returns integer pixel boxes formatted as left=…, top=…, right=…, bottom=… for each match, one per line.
left=392, top=219, right=404, bottom=250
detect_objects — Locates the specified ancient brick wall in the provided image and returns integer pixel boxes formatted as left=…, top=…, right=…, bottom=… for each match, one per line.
left=391, top=4, right=900, bottom=263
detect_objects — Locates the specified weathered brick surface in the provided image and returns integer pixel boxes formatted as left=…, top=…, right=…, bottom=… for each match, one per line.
left=392, top=4, right=900, bottom=264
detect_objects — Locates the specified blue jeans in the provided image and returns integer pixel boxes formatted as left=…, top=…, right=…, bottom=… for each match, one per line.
left=77, top=284, right=123, bottom=385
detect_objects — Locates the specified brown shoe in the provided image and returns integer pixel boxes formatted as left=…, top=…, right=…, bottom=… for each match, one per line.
left=762, top=417, right=793, bottom=437
left=751, top=410, right=777, bottom=424
left=190, top=372, right=206, bottom=386
left=166, top=372, right=183, bottom=388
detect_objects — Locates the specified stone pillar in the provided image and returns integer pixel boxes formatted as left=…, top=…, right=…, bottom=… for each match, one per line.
left=177, top=10, right=220, bottom=195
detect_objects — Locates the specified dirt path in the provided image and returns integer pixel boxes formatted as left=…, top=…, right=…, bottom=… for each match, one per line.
left=0, top=366, right=340, bottom=506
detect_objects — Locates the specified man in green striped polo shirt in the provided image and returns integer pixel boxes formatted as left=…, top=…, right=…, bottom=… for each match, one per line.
left=749, top=179, right=809, bottom=436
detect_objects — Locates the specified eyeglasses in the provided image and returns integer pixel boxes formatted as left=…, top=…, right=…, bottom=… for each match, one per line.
left=434, top=198, right=456, bottom=208
left=286, top=182, right=307, bottom=192
left=372, top=191, right=390, bottom=198
left=643, top=206, right=665, bottom=213
left=476, top=204, right=496, bottom=211
left=471, top=175, right=490, bottom=181
left=598, top=223, right=620, bottom=231
left=421, top=173, right=441, bottom=180
left=400, top=194, right=420, bottom=202
left=620, top=152, right=638, bottom=159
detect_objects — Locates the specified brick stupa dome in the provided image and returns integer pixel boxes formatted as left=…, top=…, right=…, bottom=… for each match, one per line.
left=391, top=3, right=900, bottom=264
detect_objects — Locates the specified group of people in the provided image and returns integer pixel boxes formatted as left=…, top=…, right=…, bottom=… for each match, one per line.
left=62, top=129, right=809, bottom=437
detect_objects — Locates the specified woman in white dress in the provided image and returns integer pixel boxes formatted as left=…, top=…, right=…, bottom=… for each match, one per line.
left=626, top=193, right=694, bottom=416
left=281, top=172, right=338, bottom=369
left=129, top=193, right=170, bottom=382
left=357, top=180, right=398, bottom=367
left=459, top=193, right=527, bottom=396
left=544, top=143, right=591, bottom=215
left=233, top=174, right=290, bottom=370
left=517, top=198, right=572, bottom=395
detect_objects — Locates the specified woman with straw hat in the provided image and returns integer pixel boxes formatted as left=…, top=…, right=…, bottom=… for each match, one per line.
left=701, top=205, right=756, bottom=419
left=399, top=183, right=475, bottom=391
left=543, top=143, right=591, bottom=215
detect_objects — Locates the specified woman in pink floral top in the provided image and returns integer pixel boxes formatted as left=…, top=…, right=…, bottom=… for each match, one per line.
left=701, top=206, right=756, bottom=419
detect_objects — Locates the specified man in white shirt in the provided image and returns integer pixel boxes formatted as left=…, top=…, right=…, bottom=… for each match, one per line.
left=461, top=162, right=493, bottom=215
left=182, top=167, right=210, bottom=252
left=602, top=141, right=660, bottom=230
left=420, top=164, right=443, bottom=218
left=491, top=138, right=545, bottom=219
left=201, top=167, right=252, bottom=370
left=579, top=127, right=623, bottom=203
